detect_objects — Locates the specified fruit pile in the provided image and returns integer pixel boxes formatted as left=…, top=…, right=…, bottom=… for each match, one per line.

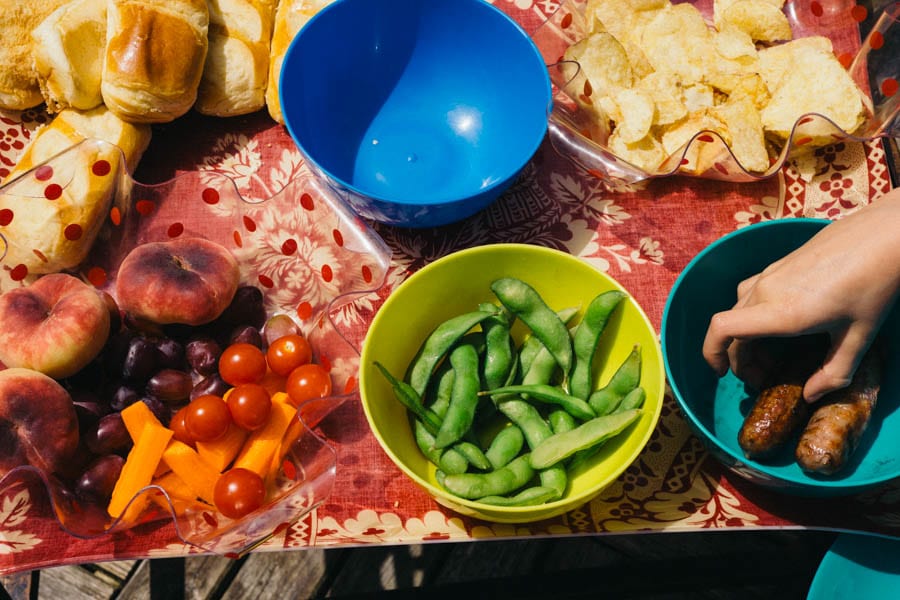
left=0, top=236, right=332, bottom=524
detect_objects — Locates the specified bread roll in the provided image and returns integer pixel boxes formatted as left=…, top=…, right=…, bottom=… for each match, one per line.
left=0, top=106, right=152, bottom=277
left=32, top=0, right=108, bottom=113
left=102, top=0, right=209, bottom=123
left=265, top=0, right=334, bottom=124
left=0, top=0, right=70, bottom=110
left=196, top=0, right=277, bottom=117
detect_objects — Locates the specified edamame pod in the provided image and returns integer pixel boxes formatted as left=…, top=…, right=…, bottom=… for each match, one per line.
left=517, top=306, right=579, bottom=377
left=485, top=384, right=595, bottom=422
left=570, top=290, right=626, bottom=400
left=414, top=419, right=468, bottom=475
left=434, top=344, right=481, bottom=448
left=530, top=409, right=642, bottom=469
left=374, top=362, right=442, bottom=434
left=492, top=278, right=573, bottom=379
left=440, top=454, right=535, bottom=499
left=480, top=303, right=514, bottom=391
left=476, top=486, right=558, bottom=506
left=549, top=409, right=577, bottom=434
left=588, top=345, right=642, bottom=416
left=617, top=385, right=646, bottom=412
left=497, top=398, right=567, bottom=499
left=485, top=425, right=525, bottom=470
left=407, top=309, right=497, bottom=397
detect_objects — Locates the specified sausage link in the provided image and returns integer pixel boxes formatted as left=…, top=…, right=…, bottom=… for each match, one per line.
left=737, top=337, right=827, bottom=460
left=795, top=350, right=883, bottom=475
left=738, top=382, right=809, bottom=459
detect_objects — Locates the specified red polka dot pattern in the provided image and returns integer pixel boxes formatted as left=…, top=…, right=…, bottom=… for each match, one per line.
left=167, top=222, right=184, bottom=238
left=297, top=301, right=313, bottom=321
left=0, top=209, right=12, bottom=226
left=233, top=230, right=243, bottom=247
left=883, top=78, right=898, bottom=97
left=202, top=188, right=220, bottom=204
left=281, top=238, right=297, bottom=255
left=91, top=160, right=111, bottom=177
left=560, top=12, right=572, bottom=29
left=243, top=216, right=256, bottom=232
left=110, top=206, right=122, bottom=226
left=332, top=229, right=344, bottom=247
left=87, top=267, right=107, bottom=287
left=258, top=274, right=274, bottom=288
left=64, top=224, right=83, bottom=241
left=321, top=264, right=333, bottom=282
left=362, top=265, right=372, bottom=283
left=10, top=264, right=27, bottom=281
left=34, top=165, right=53, bottom=181
left=44, top=183, right=62, bottom=200
left=300, top=193, right=314, bottom=210
left=136, top=200, right=156, bottom=215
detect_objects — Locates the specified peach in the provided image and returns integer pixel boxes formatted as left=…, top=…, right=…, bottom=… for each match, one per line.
left=0, top=368, right=79, bottom=478
left=115, top=237, right=241, bottom=326
left=0, top=273, right=111, bottom=379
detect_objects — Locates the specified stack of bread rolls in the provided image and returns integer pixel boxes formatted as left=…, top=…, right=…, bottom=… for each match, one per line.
left=3, top=0, right=334, bottom=123
left=0, top=0, right=334, bottom=281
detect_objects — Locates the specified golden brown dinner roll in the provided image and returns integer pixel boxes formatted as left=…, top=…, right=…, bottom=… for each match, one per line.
left=0, top=0, right=70, bottom=110
left=0, top=106, right=152, bottom=277
left=102, top=0, right=209, bottom=123
left=31, top=0, right=108, bottom=113
left=265, top=0, right=335, bottom=124
left=196, top=0, right=277, bottom=117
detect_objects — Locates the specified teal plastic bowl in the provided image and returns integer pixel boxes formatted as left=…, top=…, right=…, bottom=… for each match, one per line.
left=662, top=218, right=900, bottom=497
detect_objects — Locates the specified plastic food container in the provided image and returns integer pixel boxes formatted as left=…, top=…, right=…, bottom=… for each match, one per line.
left=0, top=139, right=392, bottom=555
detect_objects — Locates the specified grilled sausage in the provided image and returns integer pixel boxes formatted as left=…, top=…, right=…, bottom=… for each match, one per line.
left=737, top=336, right=827, bottom=459
left=795, top=349, right=883, bottom=475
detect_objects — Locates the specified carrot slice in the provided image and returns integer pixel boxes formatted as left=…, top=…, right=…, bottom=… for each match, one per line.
left=233, top=400, right=297, bottom=477
left=107, top=419, right=173, bottom=520
left=196, top=423, right=248, bottom=472
left=162, top=440, right=221, bottom=505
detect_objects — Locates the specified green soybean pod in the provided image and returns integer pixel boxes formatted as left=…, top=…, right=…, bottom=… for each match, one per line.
left=517, top=306, right=580, bottom=378
left=485, top=425, right=525, bottom=470
left=530, top=408, right=642, bottom=469
left=617, top=385, right=646, bottom=412
left=476, top=486, right=558, bottom=506
left=497, top=399, right=567, bottom=499
left=486, top=384, right=595, bottom=422
left=414, top=420, right=468, bottom=475
left=428, top=364, right=456, bottom=416
left=479, top=303, right=514, bottom=391
left=588, top=344, right=642, bottom=416
left=407, top=309, right=497, bottom=397
left=434, top=343, right=481, bottom=449
left=374, top=362, right=443, bottom=435
left=549, top=409, right=577, bottom=434
left=453, top=441, right=492, bottom=471
left=491, top=278, right=573, bottom=378
left=440, top=454, right=535, bottom=499
left=570, top=290, right=627, bottom=400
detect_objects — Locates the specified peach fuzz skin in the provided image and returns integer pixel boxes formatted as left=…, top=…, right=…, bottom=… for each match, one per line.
left=0, top=273, right=111, bottom=379
left=115, top=237, right=240, bottom=326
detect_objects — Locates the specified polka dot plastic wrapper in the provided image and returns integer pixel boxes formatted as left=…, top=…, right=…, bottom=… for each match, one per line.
left=531, top=0, right=899, bottom=190
left=0, top=138, right=392, bottom=557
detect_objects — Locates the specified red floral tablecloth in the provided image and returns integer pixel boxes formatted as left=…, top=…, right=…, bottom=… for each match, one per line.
left=0, top=0, right=898, bottom=576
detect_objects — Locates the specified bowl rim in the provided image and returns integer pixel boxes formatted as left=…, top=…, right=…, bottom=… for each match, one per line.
left=359, top=242, right=666, bottom=516
left=660, top=217, right=900, bottom=491
left=279, top=0, right=554, bottom=208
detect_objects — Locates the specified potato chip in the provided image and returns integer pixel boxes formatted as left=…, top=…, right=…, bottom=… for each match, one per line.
left=714, top=0, right=785, bottom=28
left=563, top=32, right=634, bottom=94
left=608, top=129, right=667, bottom=172
left=713, top=96, right=770, bottom=172
left=712, top=21, right=758, bottom=64
left=661, top=109, right=731, bottom=173
left=720, top=0, right=793, bottom=43
left=640, top=4, right=716, bottom=84
left=757, top=35, right=833, bottom=88
left=682, top=83, right=715, bottom=112
left=759, top=39, right=867, bottom=140
left=586, top=0, right=668, bottom=43
left=609, top=87, right=656, bottom=144
left=636, top=71, right=687, bottom=125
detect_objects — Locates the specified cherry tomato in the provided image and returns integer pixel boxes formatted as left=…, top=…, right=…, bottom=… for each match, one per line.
left=218, top=342, right=267, bottom=386
left=265, top=334, right=312, bottom=377
left=184, top=394, right=232, bottom=442
left=286, top=363, right=332, bottom=407
left=226, top=383, right=272, bottom=431
left=169, top=405, right=195, bottom=446
left=214, top=467, right=266, bottom=519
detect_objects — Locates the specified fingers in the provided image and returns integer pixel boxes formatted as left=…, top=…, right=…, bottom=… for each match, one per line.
left=802, top=327, right=870, bottom=403
left=703, top=302, right=811, bottom=375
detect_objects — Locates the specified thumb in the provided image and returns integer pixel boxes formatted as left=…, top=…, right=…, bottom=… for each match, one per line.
left=802, top=332, right=869, bottom=403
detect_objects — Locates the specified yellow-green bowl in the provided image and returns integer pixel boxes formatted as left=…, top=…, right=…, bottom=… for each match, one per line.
left=359, top=243, right=664, bottom=523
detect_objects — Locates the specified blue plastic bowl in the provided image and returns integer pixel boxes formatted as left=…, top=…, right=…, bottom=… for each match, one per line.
left=279, top=0, right=552, bottom=228
left=662, top=218, right=900, bottom=497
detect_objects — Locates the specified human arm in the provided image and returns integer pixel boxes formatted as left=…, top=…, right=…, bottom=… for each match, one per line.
left=702, top=188, right=900, bottom=402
